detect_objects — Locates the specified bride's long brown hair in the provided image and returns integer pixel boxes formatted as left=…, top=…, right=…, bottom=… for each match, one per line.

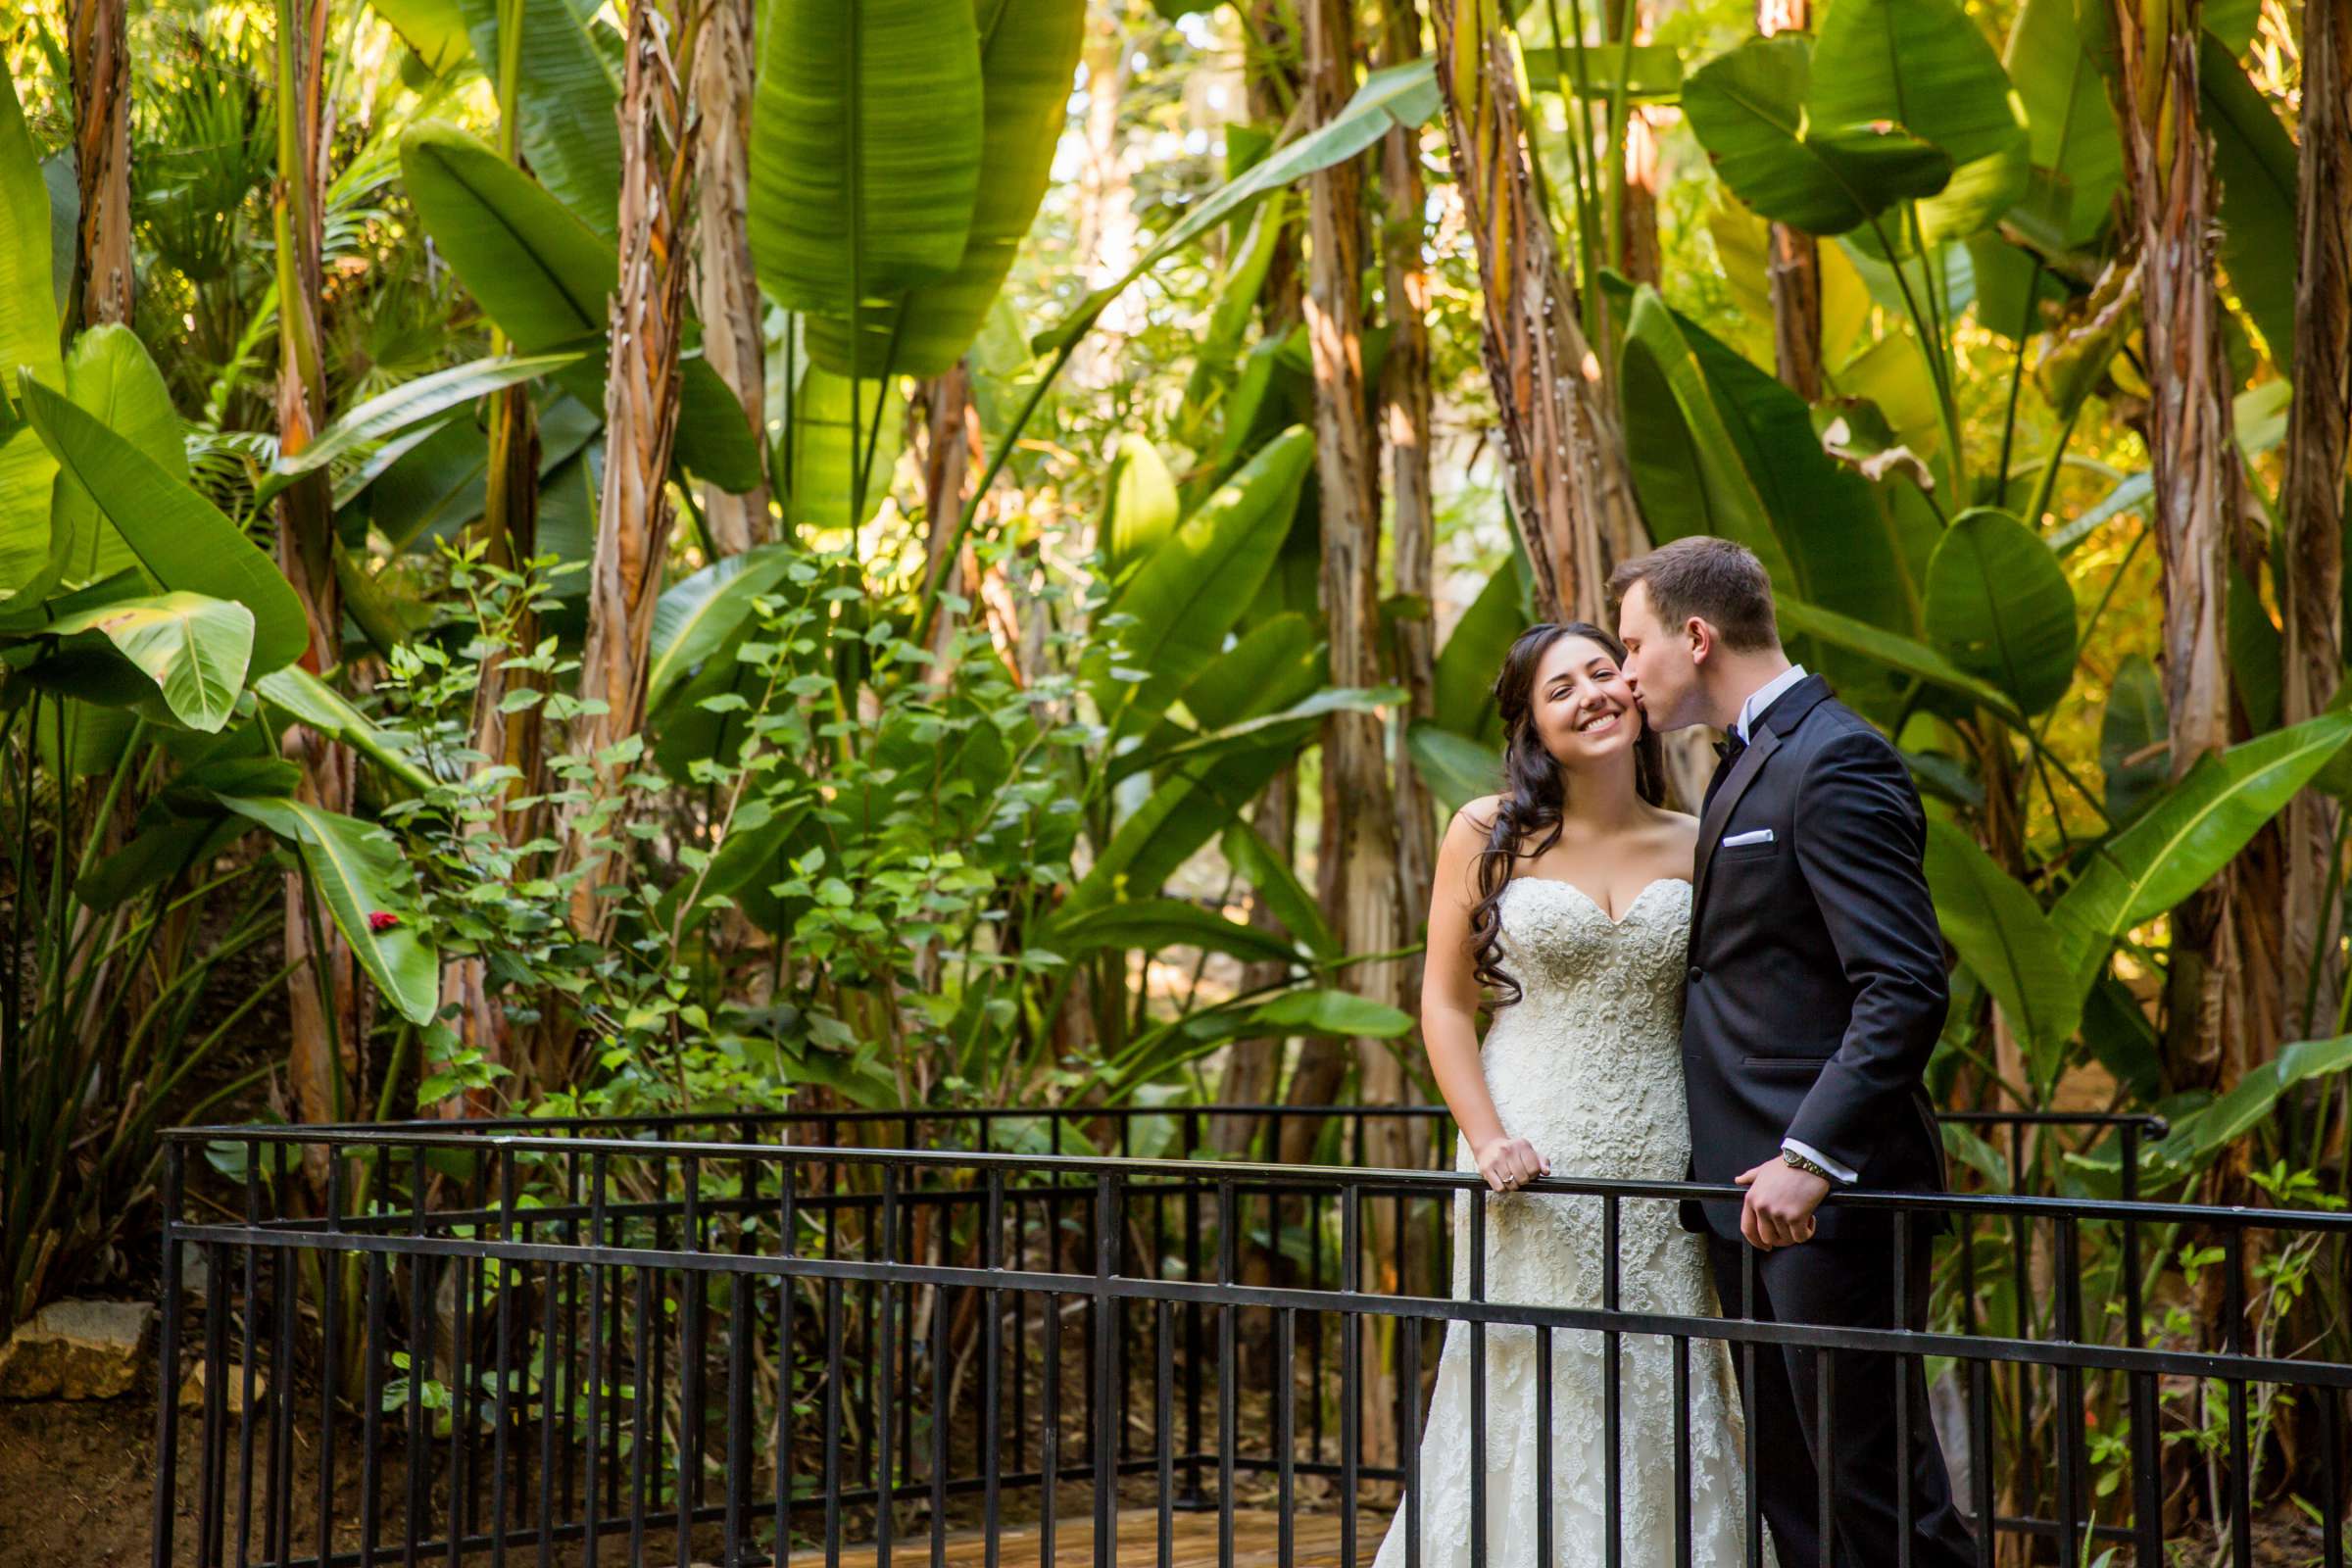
left=1467, top=622, right=1666, bottom=1005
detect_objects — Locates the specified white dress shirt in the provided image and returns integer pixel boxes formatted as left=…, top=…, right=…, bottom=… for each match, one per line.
left=1720, top=664, right=1859, bottom=1186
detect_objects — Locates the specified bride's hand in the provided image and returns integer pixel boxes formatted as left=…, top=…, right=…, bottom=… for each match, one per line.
left=1473, top=1134, right=1550, bottom=1193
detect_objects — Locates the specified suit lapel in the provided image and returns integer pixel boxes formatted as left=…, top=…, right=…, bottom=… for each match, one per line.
left=1691, top=723, right=1782, bottom=922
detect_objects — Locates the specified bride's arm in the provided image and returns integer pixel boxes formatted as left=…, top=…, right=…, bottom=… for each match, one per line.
left=1424, top=807, right=1547, bottom=1193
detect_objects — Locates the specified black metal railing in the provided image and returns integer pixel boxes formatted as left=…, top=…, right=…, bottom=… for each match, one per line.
left=151, top=1106, right=2345, bottom=1568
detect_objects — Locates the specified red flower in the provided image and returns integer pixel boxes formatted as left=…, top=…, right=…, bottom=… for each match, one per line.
left=367, top=911, right=399, bottom=933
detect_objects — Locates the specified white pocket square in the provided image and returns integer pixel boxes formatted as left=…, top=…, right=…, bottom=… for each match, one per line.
left=1721, top=827, right=1775, bottom=848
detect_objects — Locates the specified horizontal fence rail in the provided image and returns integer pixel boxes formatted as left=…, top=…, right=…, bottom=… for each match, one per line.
left=148, top=1107, right=2348, bottom=1568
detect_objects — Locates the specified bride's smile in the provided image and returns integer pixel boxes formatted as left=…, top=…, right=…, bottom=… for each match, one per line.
left=1530, top=636, right=1642, bottom=765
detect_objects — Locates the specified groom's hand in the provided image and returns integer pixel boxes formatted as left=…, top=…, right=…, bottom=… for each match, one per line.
left=1736, top=1160, right=1829, bottom=1249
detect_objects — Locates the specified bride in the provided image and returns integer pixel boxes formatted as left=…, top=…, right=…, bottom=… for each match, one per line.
left=1372, top=621, right=1765, bottom=1568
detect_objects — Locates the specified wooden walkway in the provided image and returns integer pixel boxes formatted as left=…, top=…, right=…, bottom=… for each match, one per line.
left=786, top=1509, right=1388, bottom=1568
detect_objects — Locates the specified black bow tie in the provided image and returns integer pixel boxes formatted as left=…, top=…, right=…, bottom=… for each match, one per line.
left=1714, top=729, right=1748, bottom=763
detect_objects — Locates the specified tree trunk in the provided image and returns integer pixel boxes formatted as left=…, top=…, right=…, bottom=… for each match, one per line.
left=1427, top=0, right=1645, bottom=623
left=1303, top=2, right=1411, bottom=1476
left=2282, top=0, right=2351, bottom=1038
left=1214, top=771, right=1298, bottom=1156
left=1757, top=0, right=1822, bottom=400
left=68, top=0, right=130, bottom=328
left=273, top=0, right=364, bottom=1137
left=565, top=0, right=702, bottom=937
left=1609, top=0, right=1660, bottom=288
left=2106, top=0, right=2267, bottom=1160
left=1380, top=0, right=1438, bottom=1039
left=692, top=0, right=769, bottom=556
left=919, top=366, right=984, bottom=677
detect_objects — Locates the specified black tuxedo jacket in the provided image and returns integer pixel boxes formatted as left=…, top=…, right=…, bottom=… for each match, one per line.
left=1680, top=674, right=1950, bottom=1240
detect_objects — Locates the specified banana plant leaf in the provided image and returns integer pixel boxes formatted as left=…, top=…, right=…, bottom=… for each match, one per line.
left=1048, top=898, right=1304, bottom=966
left=1034, top=59, right=1440, bottom=352
left=454, top=0, right=622, bottom=234
left=778, top=368, right=906, bottom=534
left=21, top=378, right=309, bottom=676
left=368, top=0, right=472, bottom=74
left=2002, top=0, right=2121, bottom=249
left=257, top=352, right=580, bottom=507
left=1220, top=820, right=1339, bottom=962
left=645, top=541, right=801, bottom=713
left=2097, top=655, right=2168, bottom=827
left=1091, top=425, right=1314, bottom=738
left=1923, top=819, right=2080, bottom=1094
left=1174, top=612, right=1321, bottom=733
left=2148, top=1034, right=2352, bottom=1171
left=1809, top=0, right=2031, bottom=251
left=52, top=326, right=184, bottom=586
left=1520, top=43, right=1684, bottom=102
left=1775, top=596, right=2026, bottom=726
left=37, top=591, right=255, bottom=733
left=214, top=793, right=441, bottom=1025
left=1922, top=508, right=2078, bottom=715
left=1406, top=720, right=1504, bottom=816
left=1680, top=36, right=1953, bottom=238
left=0, top=66, right=62, bottom=594
left=1430, top=556, right=1531, bottom=745
left=2051, top=711, right=2352, bottom=993
left=1102, top=433, right=1181, bottom=580
left=2200, top=36, right=2297, bottom=369
left=252, top=665, right=439, bottom=794
left=751, top=0, right=985, bottom=318
left=807, top=0, right=1088, bottom=377
left=398, top=123, right=761, bottom=492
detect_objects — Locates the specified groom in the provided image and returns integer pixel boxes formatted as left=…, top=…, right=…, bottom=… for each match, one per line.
left=1612, top=536, right=1976, bottom=1568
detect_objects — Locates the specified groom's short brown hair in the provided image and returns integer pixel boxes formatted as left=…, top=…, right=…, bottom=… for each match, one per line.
left=1608, top=537, right=1780, bottom=653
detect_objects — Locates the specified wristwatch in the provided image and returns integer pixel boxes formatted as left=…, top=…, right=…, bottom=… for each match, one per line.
left=1781, top=1147, right=1835, bottom=1181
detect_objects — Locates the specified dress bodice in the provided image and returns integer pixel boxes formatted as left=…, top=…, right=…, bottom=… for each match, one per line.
left=1475, top=875, right=1694, bottom=1186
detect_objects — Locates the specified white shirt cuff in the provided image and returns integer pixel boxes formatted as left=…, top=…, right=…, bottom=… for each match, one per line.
left=1782, top=1139, right=1858, bottom=1184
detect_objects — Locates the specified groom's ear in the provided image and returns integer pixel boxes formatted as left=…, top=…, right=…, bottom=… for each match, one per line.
left=1684, top=615, right=1715, bottom=663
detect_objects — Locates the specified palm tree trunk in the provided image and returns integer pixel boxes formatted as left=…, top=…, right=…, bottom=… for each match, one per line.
left=1427, top=0, right=1644, bottom=622
left=692, top=0, right=769, bottom=555
left=565, top=0, right=703, bottom=937
left=67, top=0, right=130, bottom=329
left=2282, top=0, right=2352, bottom=1038
left=274, top=0, right=363, bottom=1136
left=2106, top=0, right=2267, bottom=1156
left=440, top=0, right=548, bottom=1103
left=1609, top=0, right=1660, bottom=287
left=1302, top=11, right=1412, bottom=1481
left=1757, top=0, right=1821, bottom=400
left=1381, top=0, right=1438, bottom=1044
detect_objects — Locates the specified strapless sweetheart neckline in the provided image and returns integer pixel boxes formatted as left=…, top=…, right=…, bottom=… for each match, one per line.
left=1501, top=872, right=1690, bottom=928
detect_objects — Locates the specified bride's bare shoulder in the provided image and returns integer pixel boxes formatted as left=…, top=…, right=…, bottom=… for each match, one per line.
left=1450, top=795, right=1505, bottom=843
left=1649, top=807, right=1701, bottom=863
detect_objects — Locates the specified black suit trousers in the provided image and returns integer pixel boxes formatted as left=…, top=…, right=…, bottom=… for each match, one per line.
left=1708, top=1235, right=1977, bottom=1568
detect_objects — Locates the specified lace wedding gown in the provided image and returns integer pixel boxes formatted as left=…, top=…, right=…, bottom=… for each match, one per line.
left=1372, top=875, right=1767, bottom=1568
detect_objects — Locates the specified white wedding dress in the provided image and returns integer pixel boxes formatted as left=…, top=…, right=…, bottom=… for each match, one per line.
left=1372, top=875, right=1768, bottom=1568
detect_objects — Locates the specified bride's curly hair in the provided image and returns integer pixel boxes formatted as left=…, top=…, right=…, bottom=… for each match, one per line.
left=1468, top=621, right=1666, bottom=1005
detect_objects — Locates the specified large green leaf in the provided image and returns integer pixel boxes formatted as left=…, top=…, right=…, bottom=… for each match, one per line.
left=53, top=325, right=185, bottom=586
left=2098, top=654, right=2168, bottom=826
left=1406, top=721, right=1503, bottom=816
left=1809, top=0, right=2032, bottom=250
left=455, top=0, right=622, bottom=234
left=1681, top=36, right=1954, bottom=237
left=2200, top=36, right=2297, bottom=368
left=368, top=0, right=473, bottom=74
left=2003, top=0, right=2121, bottom=247
left=778, top=368, right=905, bottom=534
left=1247, top=988, right=1414, bottom=1039
left=41, top=592, right=254, bottom=732
left=1095, top=425, right=1314, bottom=735
left=398, top=123, right=761, bottom=491
left=647, top=542, right=801, bottom=712
left=1176, top=611, right=1320, bottom=732
left=1776, top=596, right=2026, bottom=725
left=808, top=0, right=1088, bottom=375
left=1102, top=433, right=1180, bottom=579
left=1049, top=898, right=1301, bottom=966
left=750, top=0, right=985, bottom=317
left=2052, top=712, right=2352, bottom=989
left=258, top=352, right=579, bottom=507
left=1924, top=819, right=2079, bottom=1092
left=1035, top=60, right=1440, bottom=351
left=22, top=378, right=310, bottom=676
left=1431, top=556, right=1531, bottom=743
left=1220, top=820, right=1338, bottom=961
left=253, top=666, right=440, bottom=794
left=215, top=794, right=440, bottom=1025
left=1520, top=43, right=1685, bottom=102
left=1922, top=508, right=2077, bottom=714
left=2150, top=1033, right=2352, bottom=1170
left=0, top=65, right=62, bottom=593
